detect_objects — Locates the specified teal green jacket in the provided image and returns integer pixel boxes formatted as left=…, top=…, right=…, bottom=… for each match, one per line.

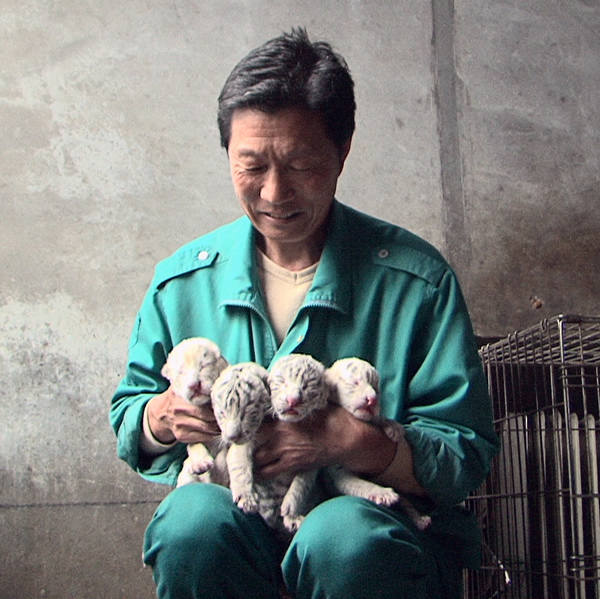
left=111, top=200, right=498, bottom=515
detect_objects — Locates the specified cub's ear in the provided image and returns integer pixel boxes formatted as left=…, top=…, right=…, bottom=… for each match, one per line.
left=248, top=363, right=269, bottom=381
left=161, top=361, right=171, bottom=380
left=217, top=355, right=229, bottom=372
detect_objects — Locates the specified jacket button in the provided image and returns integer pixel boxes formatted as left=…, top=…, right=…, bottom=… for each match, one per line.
left=378, top=248, right=389, bottom=258
left=197, top=250, right=209, bottom=261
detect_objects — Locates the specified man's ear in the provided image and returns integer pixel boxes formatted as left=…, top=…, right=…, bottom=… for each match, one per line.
left=338, top=136, right=352, bottom=174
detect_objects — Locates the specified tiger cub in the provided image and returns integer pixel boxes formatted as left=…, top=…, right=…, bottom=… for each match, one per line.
left=325, top=357, right=432, bottom=530
left=210, top=362, right=272, bottom=512
left=266, top=353, right=330, bottom=533
left=160, top=337, right=228, bottom=486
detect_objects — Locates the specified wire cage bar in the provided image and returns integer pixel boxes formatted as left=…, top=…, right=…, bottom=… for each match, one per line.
left=465, top=315, right=600, bottom=599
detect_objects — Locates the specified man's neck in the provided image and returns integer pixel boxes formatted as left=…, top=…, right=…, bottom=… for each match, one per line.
left=257, top=238, right=323, bottom=271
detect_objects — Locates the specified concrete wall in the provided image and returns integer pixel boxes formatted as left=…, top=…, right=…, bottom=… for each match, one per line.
left=1, top=1, right=598, bottom=597
left=454, top=0, right=600, bottom=332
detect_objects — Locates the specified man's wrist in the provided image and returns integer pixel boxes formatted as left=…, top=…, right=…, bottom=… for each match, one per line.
left=339, top=417, right=397, bottom=476
left=146, top=394, right=176, bottom=444
left=371, top=434, right=427, bottom=497
left=140, top=400, right=177, bottom=455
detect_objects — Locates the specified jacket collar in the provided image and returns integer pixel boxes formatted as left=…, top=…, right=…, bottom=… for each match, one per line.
left=220, top=201, right=352, bottom=315
left=304, top=200, right=352, bottom=314
left=220, top=216, right=261, bottom=306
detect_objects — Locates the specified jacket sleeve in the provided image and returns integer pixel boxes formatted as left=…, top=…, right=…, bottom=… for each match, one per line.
left=402, top=268, right=500, bottom=508
left=110, top=285, right=187, bottom=485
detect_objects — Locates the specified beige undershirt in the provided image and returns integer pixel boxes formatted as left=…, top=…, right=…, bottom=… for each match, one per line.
left=256, top=248, right=318, bottom=344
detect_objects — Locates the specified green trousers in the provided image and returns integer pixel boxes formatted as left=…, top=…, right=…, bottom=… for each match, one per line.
left=143, top=483, right=463, bottom=599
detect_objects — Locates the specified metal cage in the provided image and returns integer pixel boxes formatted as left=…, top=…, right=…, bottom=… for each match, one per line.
left=465, top=315, right=600, bottom=599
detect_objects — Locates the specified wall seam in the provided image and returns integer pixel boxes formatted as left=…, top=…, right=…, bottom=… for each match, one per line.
left=431, top=0, right=471, bottom=277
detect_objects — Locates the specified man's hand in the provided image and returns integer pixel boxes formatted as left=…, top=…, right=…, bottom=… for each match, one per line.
left=146, top=388, right=220, bottom=444
left=253, top=404, right=396, bottom=479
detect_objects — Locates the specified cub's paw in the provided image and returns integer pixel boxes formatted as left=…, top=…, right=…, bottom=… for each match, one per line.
left=187, top=444, right=214, bottom=474
left=189, top=457, right=214, bottom=474
left=414, top=515, right=432, bottom=531
left=187, top=453, right=214, bottom=474
left=280, top=495, right=299, bottom=518
left=283, top=514, right=305, bottom=532
left=281, top=496, right=304, bottom=531
left=234, top=491, right=259, bottom=513
left=368, top=488, right=400, bottom=506
left=176, top=466, right=202, bottom=488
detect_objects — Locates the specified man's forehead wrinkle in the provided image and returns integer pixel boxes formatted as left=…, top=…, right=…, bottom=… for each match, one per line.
left=234, top=142, right=315, bottom=161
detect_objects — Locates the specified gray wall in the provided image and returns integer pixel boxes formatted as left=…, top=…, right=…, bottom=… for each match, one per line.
left=1, top=1, right=598, bottom=597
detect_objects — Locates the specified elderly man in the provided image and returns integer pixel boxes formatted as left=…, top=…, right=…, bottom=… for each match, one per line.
left=111, top=28, right=499, bottom=599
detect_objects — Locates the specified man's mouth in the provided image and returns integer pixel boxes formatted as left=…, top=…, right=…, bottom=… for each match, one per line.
left=263, top=210, right=300, bottom=220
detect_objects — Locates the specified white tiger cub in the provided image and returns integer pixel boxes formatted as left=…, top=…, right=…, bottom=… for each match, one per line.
left=210, top=362, right=272, bottom=512
left=266, top=354, right=330, bottom=533
left=325, top=357, right=432, bottom=531
left=160, top=337, right=229, bottom=487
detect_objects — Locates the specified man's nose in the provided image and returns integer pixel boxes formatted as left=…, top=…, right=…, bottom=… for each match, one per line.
left=260, top=167, right=292, bottom=203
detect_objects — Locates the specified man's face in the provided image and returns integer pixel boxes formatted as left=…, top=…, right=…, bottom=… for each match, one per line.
left=228, top=107, right=350, bottom=266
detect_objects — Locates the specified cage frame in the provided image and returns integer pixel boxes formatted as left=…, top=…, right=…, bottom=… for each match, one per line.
left=465, top=314, right=600, bottom=599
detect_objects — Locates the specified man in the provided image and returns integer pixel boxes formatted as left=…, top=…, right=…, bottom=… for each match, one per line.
left=111, top=28, right=499, bottom=599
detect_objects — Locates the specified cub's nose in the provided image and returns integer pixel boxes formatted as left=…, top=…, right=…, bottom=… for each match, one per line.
left=286, top=395, right=302, bottom=408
